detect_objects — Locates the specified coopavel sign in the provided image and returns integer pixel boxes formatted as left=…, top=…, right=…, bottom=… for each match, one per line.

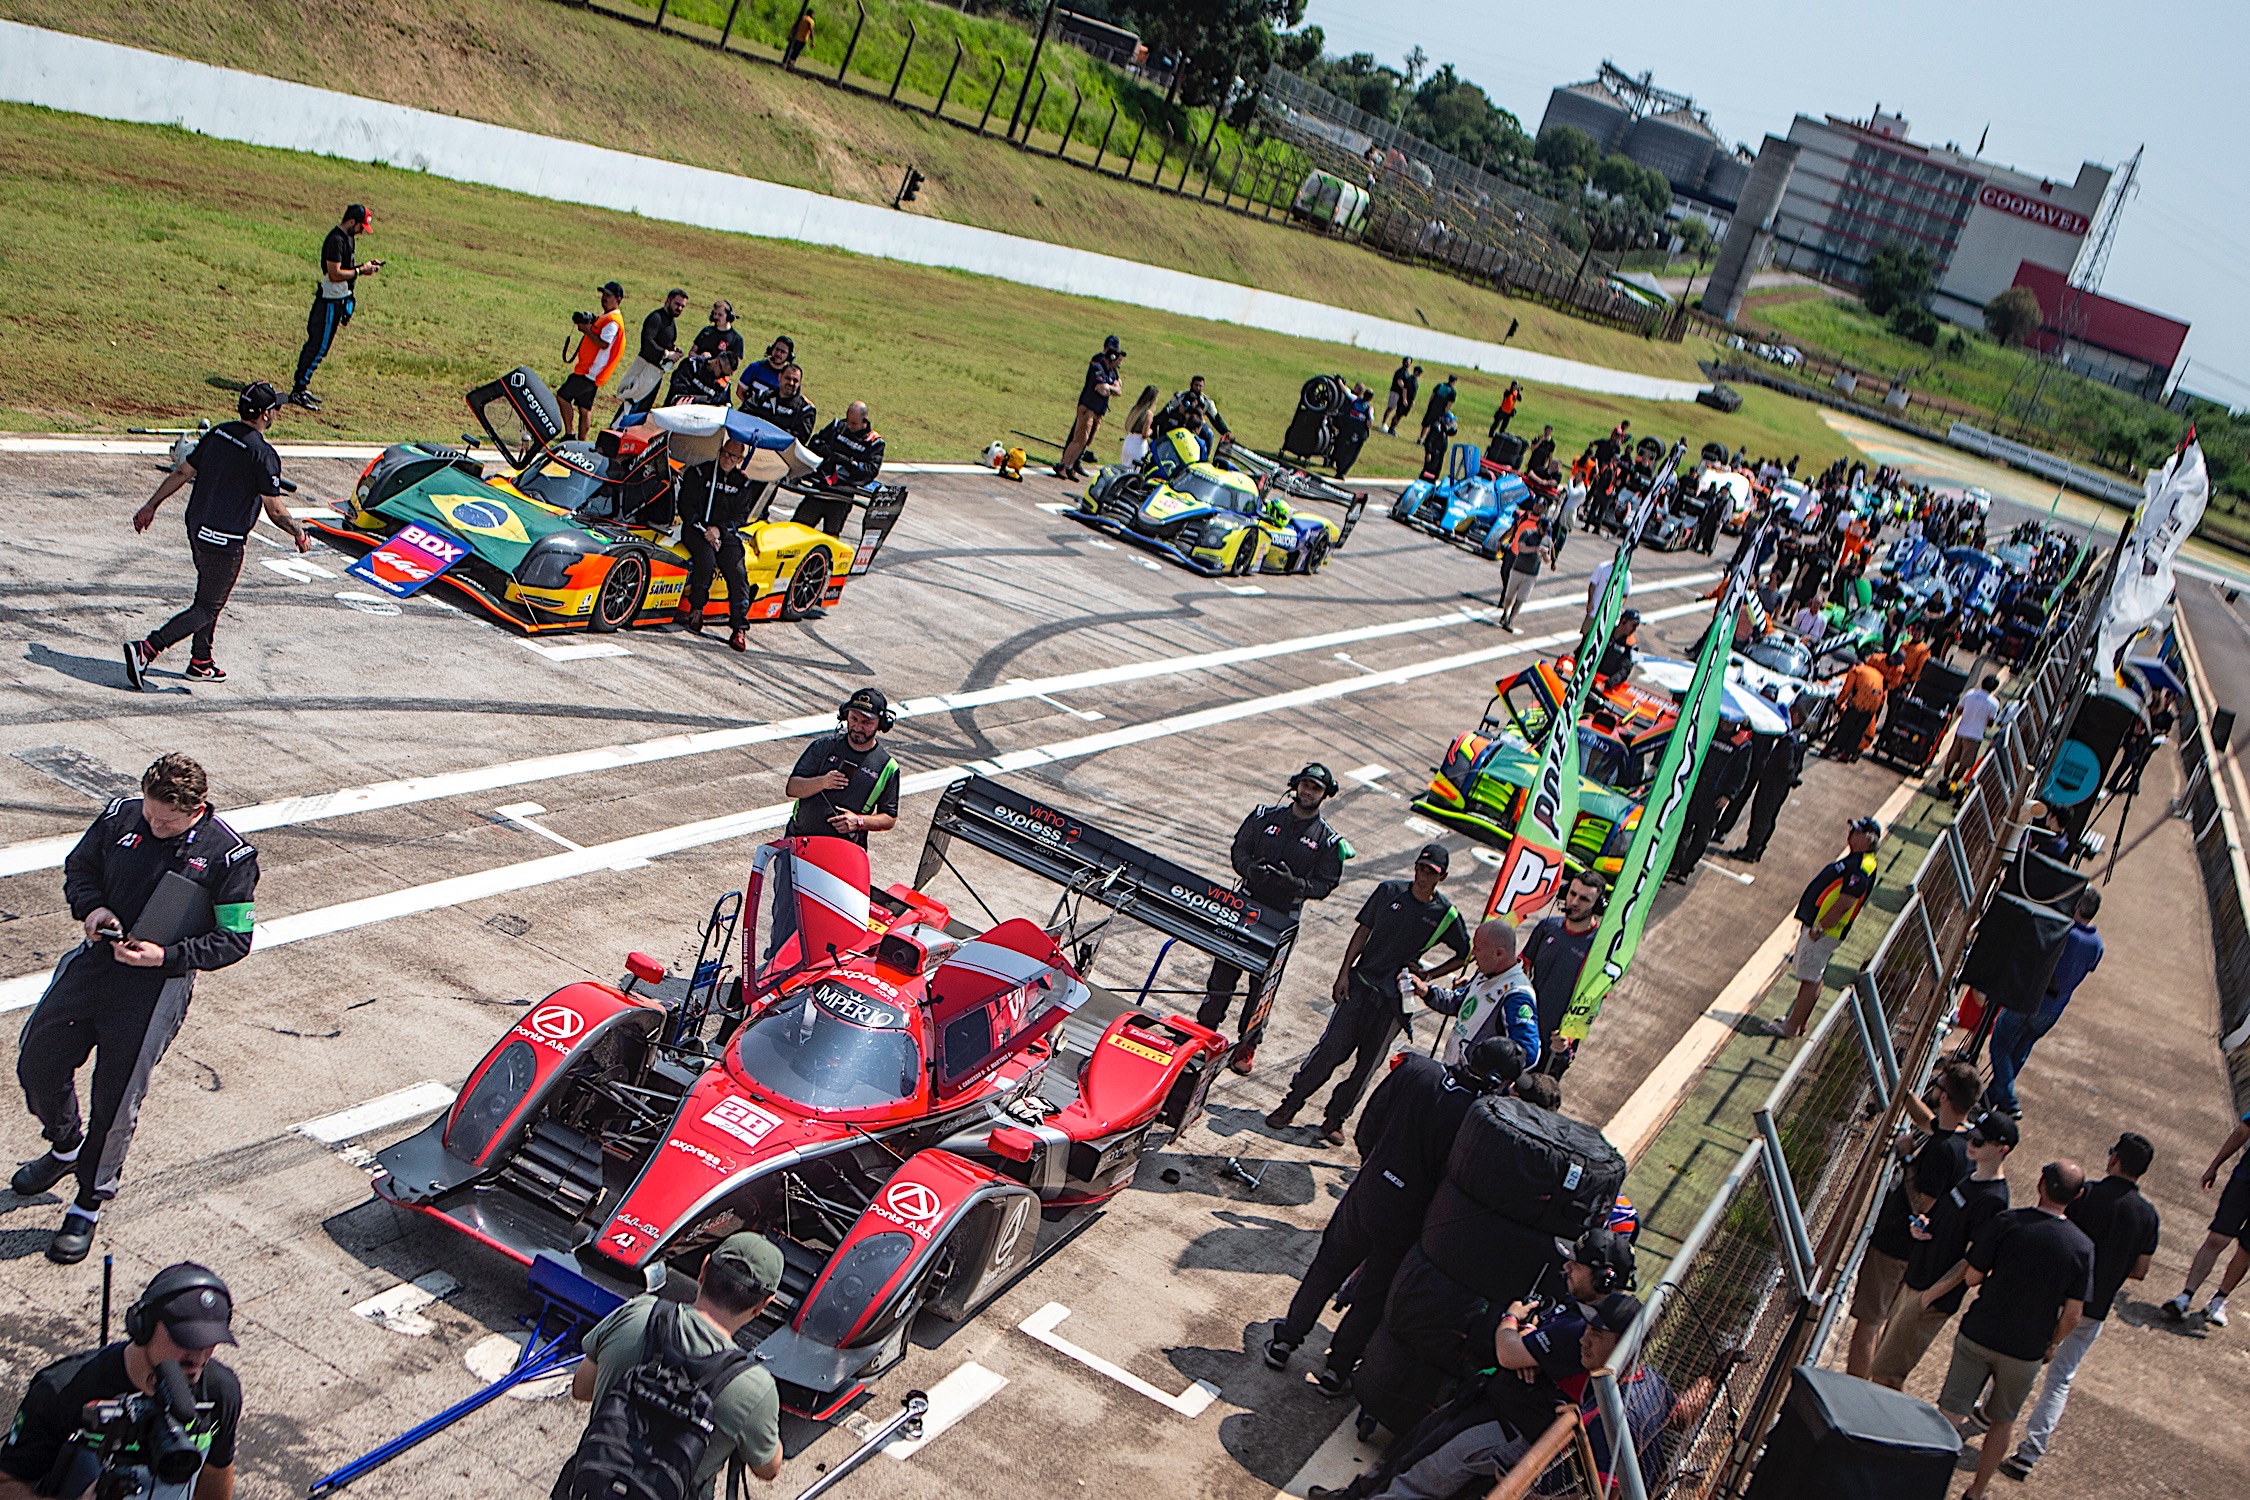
left=1977, top=183, right=2090, bottom=236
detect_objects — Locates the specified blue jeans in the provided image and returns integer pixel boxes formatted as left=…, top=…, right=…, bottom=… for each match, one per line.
left=1985, top=1005, right=2061, bottom=1112
left=294, top=293, right=353, bottom=391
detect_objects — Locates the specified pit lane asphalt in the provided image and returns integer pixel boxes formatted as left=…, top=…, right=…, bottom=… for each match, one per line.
left=0, top=453, right=1915, bottom=1499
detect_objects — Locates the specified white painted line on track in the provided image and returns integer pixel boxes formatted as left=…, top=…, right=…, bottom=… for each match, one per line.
left=0, top=577, right=1716, bottom=881
left=1017, top=1303, right=1218, bottom=1417
left=292, top=1080, right=458, bottom=1143
left=1346, top=764, right=1389, bottom=785
left=0, top=598, right=1711, bottom=1011
left=1034, top=501, right=1074, bottom=515
left=873, top=1361, right=1009, bottom=1460
left=259, top=556, right=336, bottom=582
left=520, top=639, right=632, bottom=661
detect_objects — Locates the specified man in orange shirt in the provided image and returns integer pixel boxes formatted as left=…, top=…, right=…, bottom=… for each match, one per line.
left=1826, top=652, right=1888, bottom=764
left=1899, top=631, right=1932, bottom=687
left=558, top=281, right=626, bottom=441
left=784, top=7, right=815, bottom=68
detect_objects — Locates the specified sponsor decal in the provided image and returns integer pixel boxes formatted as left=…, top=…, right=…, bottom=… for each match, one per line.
left=1167, top=882, right=1262, bottom=929
left=348, top=522, right=473, bottom=599
left=430, top=493, right=533, bottom=545
left=1976, top=183, right=2091, bottom=236
left=615, top=1212, right=660, bottom=1235
left=874, top=1179, right=944, bottom=1236
left=186, top=857, right=209, bottom=873
left=668, top=1138, right=724, bottom=1169
left=700, top=1095, right=784, bottom=1150
left=988, top=801, right=1082, bottom=846
left=523, top=1005, right=585, bottom=1047
left=117, top=833, right=141, bottom=848
left=607, top=1228, right=638, bottom=1251
left=1106, top=1032, right=1174, bottom=1065
left=811, top=981, right=896, bottom=1029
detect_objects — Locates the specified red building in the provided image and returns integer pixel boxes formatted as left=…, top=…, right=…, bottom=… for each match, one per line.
left=2009, top=260, right=2189, bottom=399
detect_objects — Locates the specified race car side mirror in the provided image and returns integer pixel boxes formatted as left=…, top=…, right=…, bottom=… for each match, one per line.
left=623, top=952, right=667, bottom=993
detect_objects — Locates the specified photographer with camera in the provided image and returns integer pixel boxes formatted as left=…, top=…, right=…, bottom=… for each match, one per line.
left=558, top=283, right=627, bottom=442
left=0, top=1263, right=241, bottom=1500
left=12, top=754, right=259, bottom=1264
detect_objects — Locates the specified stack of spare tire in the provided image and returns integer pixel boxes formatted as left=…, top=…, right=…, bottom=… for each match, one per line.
left=1353, top=1095, right=1628, bottom=1436
left=1282, top=374, right=1349, bottom=465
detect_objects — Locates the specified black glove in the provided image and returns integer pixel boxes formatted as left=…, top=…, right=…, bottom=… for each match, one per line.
left=1252, top=860, right=1303, bottom=896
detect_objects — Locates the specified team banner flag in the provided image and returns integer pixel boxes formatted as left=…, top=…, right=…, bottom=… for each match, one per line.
left=1484, top=447, right=1681, bottom=922
left=2094, top=437, right=2207, bottom=675
left=1560, top=520, right=1759, bottom=1041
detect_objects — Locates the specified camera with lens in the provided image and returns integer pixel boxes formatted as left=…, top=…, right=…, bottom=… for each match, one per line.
left=571, top=310, right=595, bottom=329
left=41, top=1361, right=205, bottom=1499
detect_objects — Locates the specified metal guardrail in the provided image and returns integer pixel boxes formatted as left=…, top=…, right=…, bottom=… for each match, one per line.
left=2171, top=616, right=2250, bottom=1114
left=1575, top=593, right=2103, bottom=1500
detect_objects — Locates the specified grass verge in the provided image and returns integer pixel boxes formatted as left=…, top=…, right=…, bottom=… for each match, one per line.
left=1, top=0, right=1710, bottom=383
left=0, top=102, right=1861, bottom=479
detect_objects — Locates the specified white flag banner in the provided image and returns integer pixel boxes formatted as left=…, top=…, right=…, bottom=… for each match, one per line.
left=2095, top=440, right=2208, bottom=674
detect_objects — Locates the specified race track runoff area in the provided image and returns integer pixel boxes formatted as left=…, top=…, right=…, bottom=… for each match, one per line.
left=0, top=454, right=1921, bottom=1497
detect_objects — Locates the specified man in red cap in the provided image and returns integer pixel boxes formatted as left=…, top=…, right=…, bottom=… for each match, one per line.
left=291, top=203, right=380, bottom=410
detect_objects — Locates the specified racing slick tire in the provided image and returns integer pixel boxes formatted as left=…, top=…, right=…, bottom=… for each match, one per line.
left=1390, top=491, right=1417, bottom=524
left=589, top=551, right=650, bottom=632
left=1296, top=531, right=1332, bottom=575
left=780, top=550, right=832, bottom=622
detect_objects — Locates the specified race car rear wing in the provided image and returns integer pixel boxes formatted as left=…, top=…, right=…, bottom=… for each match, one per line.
left=915, top=775, right=1296, bottom=1056
left=1218, top=439, right=1369, bottom=548
left=771, top=476, right=910, bottom=577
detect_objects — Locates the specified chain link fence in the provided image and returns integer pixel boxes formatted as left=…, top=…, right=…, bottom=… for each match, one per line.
left=1559, top=592, right=2104, bottom=1500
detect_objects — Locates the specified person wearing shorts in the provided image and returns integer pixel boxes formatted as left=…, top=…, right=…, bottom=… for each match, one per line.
left=1764, top=816, right=1881, bottom=1038
left=2160, top=1105, right=2250, bottom=1324
left=558, top=282, right=626, bottom=441
left=1940, top=1162, right=2093, bottom=1500
left=1872, top=1111, right=2015, bottom=1387
left=1845, top=1059, right=1981, bottom=1378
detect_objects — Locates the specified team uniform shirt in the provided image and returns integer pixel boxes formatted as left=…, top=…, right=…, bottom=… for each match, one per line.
left=63, top=799, right=260, bottom=979
left=1904, top=1173, right=2010, bottom=1314
left=1796, top=852, right=1878, bottom=939
left=1870, top=1126, right=1968, bottom=1261
left=318, top=225, right=356, bottom=299
left=691, top=324, right=746, bottom=365
left=1524, top=916, right=1598, bottom=1044
left=180, top=423, right=284, bottom=548
left=0, top=1345, right=240, bottom=1497
left=1959, top=1207, right=2096, bottom=1361
left=739, top=385, right=817, bottom=443
left=666, top=354, right=735, bottom=408
left=783, top=733, right=899, bottom=845
left=1425, top=962, right=1540, bottom=1066
left=807, top=420, right=886, bottom=488
left=1348, top=879, right=1469, bottom=1003
left=571, top=309, right=625, bottom=388
left=636, top=307, right=679, bottom=368
left=1228, top=803, right=1347, bottom=914
left=1076, top=354, right=1118, bottom=416
left=580, top=1296, right=778, bottom=1497
left=739, top=357, right=792, bottom=398
left=676, top=462, right=759, bottom=533
left=2067, top=1174, right=2159, bottom=1321
left=1350, top=1053, right=1485, bottom=1233
left=1505, top=517, right=1547, bottom=576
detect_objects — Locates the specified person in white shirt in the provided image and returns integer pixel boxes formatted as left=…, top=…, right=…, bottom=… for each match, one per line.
left=1942, top=673, right=2003, bottom=788
left=1410, top=919, right=1541, bottom=1067
left=1584, top=556, right=1631, bottom=634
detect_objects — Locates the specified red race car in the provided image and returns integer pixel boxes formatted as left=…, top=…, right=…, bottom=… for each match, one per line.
left=371, top=777, right=1289, bottom=1419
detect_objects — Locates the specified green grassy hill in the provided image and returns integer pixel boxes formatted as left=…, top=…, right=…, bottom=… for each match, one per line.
left=1, top=0, right=1705, bottom=382
left=0, top=102, right=1850, bottom=478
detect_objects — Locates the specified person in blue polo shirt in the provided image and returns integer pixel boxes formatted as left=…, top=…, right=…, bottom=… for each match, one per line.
left=1984, top=888, right=2103, bottom=1118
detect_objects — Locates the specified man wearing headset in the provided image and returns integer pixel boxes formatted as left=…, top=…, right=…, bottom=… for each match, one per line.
left=123, top=382, right=309, bottom=691
left=783, top=689, right=899, bottom=846
left=0, top=1263, right=241, bottom=1499
left=1199, top=764, right=1350, bottom=1074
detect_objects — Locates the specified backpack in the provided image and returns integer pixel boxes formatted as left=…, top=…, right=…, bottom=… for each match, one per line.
left=556, top=1302, right=755, bottom=1500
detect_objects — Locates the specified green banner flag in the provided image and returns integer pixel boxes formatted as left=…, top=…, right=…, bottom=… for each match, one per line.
left=1560, top=526, right=1757, bottom=1041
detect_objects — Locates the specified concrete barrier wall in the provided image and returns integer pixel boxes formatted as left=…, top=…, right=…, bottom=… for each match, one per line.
left=1947, top=422, right=2145, bottom=507
left=0, top=20, right=1704, bottom=404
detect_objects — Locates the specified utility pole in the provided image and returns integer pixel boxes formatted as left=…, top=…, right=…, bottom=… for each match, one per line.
left=1006, top=1, right=1056, bottom=142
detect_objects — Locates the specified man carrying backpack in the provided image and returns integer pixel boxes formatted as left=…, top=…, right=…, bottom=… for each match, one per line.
left=561, top=1232, right=786, bottom=1499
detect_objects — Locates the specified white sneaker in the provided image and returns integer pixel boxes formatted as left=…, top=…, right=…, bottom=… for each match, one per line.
left=2206, top=1294, right=2230, bottom=1327
left=2160, top=1292, right=2191, bottom=1322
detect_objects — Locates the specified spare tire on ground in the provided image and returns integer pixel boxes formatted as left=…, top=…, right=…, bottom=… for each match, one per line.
left=1419, top=1178, right=1568, bottom=1304
left=1698, top=383, right=1743, bottom=413
left=1446, top=1096, right=1627, bottom=1240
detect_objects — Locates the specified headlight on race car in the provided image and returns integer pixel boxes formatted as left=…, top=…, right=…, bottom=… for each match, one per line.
left=445, top=1040, right=538, bottom=1163
left=515, top=542, right=579, bottom=590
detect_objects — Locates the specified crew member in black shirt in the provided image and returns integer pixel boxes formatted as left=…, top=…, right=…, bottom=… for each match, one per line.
left=1522, top=869, right=1604, bottom=1075
left=1267, top=845, right=1471, bottom=1145
left=795, top=402, right=886, bottom=536
left=1939, top=1161, right=2094, bottom=1500
left=0, top=1263, right=242, bottom=1498
left=690, top=298, right=746, bottom=367
left=615, top=288, right=688, bottom=418
left=1199, top=765, right=1350, bottom=1073
left=665, top=349, right=737, bottom=408
left=1872, top=1109, right=2016, bottom=1388
left=11, top=755, right=260, bottom=1263
left=290, top=201, right=379, bottom=409
left=2005, top=1132, right=2160, bottom=1479
left=1153, top=376, right=1230, bottom=451
left=783, top=689, right=900, bottom=846
left=1264, top=1037, right=1525, bottom=1393
left=1054, top=335, right=1123, bottom=480
left=673, top=439, right=758, bottom=651
left=124, top=382, right=307, bottom=690
left=1846, top=1058, right=1981, bottom=1378
left=741, top=363, right=818, bottom=444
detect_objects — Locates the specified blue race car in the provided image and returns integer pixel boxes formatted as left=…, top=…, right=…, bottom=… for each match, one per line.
left=1389, top=442, right=1536, bottom=557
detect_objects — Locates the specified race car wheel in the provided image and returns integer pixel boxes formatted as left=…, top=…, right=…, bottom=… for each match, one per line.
left=1299, top=531, right=1331, bottom=574
left=780, top=549, right=832, bottom=622
left=1231, top=533, right=1261, bottom=576
left=589, top=551, right=648, bottom=633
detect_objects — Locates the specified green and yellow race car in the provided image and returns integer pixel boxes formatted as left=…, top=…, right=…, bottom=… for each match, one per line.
left=1073, top=431, right=1365, bottom=576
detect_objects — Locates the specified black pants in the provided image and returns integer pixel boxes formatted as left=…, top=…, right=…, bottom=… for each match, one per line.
left=293, top=293, right=352, bottom=392
left=681, top=526, right=749, bottom=629
left=1277, top=984, right=1401, bottom=1132
left=1828, top=705, right=1874, bottom=761
left=1279, top=1194, right=1410, bottom=1375
left=791, top=492, right=853, bottom=537
left=1199, top=955, right=1282, bottom=1047
left=1741, top=781, right=1794, bottom=859
left=17, top=945, right=193, bottom=1209
left=148, top=540, right=247, bottom=661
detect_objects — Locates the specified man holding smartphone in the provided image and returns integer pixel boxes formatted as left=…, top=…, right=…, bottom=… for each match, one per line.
left=11, top=755, right=260, bottom=1265
left=290, top=202, right=380, bottom=410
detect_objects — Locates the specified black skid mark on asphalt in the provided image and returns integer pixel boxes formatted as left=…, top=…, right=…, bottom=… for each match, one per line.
left=184, top=1055, right=222, bottom=1092
left=939, top=601, right=1209, bottom=749
left=267, top=1026, right=343, bottom=1039
left=484, top=913, right=531, bottom=938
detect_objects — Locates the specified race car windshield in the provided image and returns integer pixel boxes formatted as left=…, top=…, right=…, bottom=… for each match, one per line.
left=1743, top=640, right=1811, bottom=678
left=513, top=449, right=611, bottom=512
left=734, top=983, right=922, bottom=1111
left=1173, top=472, right=1257, bottom=513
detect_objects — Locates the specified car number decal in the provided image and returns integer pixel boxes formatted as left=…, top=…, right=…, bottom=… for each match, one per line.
left=700, top=1096, right=784, bottom=1150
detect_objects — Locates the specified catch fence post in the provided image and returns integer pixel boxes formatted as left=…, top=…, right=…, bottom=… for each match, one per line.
left=1058, top=85, right=1082, bottom=158
left=718, top=0, right=741, bottom=50
left=837, top=1, right=866, bottom=84
left=933, top=40, right=962, bottom=118
left=889, top=21, right=916, bottom=102
left=978, top=62, right=1007, bottom=135
left=1092, top=102, right=1118, bottom=172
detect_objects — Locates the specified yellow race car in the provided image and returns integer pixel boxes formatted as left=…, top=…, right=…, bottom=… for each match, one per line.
left=1073, top=430, right=1363, bottom=576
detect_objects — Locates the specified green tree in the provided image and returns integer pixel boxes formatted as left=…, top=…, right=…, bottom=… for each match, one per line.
left=1889, top=303, right=1941, bottom=346
left=1674, top=216, right=1715, bottom=260
left=1535, top=124, right=1601, bottom=179
left=1400, top=65, right=1527, bottom=163
left=1118, top=0, right=1306, bottom=108
left=1274, top=24, right=1322, bottom=72
left=1863, top=240, right=1936, bottom=316
left=1983, top=285, right=2043, bottom=346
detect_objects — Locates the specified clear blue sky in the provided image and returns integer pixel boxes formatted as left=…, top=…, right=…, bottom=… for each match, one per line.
left=1301, top=0, right=2249, bottom=408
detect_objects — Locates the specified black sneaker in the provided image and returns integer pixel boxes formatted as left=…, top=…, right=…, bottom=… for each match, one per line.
left=1312, top=1365, right=1354, bottom=1398
left=11, top=1148, right=79, bottom=1197
left=47, top=1209, right=97, bottom=1265
left=184, top=659, right=227, bottom=682
left=1999, top=1455, right=2035, bottom=1481
left=121, top=639, right=155, bottom=691
left=289, top=389, right=323, bottom=410
left=1263, top=1322, right=1297, bottom=1370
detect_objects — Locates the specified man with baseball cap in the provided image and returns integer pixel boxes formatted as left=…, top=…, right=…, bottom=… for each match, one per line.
left=1762, top=815, right=1882, bottom=1038
left=0, top=1262, right=243, bottom=1498
left=290, top=202, right=379, bottom=409
left=1269, top=844, right=1469, bottom=1146
left=1201, top=763, right=1351, bottom=1073
left=564, top=1232, right=785, bottom=1497
left=1054, top=334, right=1124, bottom=480
left=783, top=688, right=899, bottom=846
left=559, top=282, right=627, bottom=441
